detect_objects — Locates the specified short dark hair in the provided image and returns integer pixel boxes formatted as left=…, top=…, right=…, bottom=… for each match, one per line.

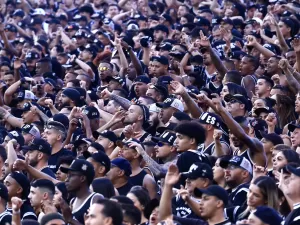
left=0, top=146, right=7, bottom=162
left=174, top=121, right=206, bottom=145
left=31, top=179, right=55, bottom=197
left=4, top=71, right=14, bottom=76
left=57, top=155, right=75, bottom=168
left=225, top=70, right=242, bottom=85
left=96, top=199, right=123, bottom=225
left=258, top=75, right=274, bottom=87
left=244, top=54, right=259, bottom=71
left=122, top=204, right=141, bottom=225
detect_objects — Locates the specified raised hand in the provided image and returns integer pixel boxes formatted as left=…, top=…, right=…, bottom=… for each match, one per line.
left=253, top=164, right=267, bottom=179
left=165, top=164, right=181, bottom=187
left=246, top=35, right=258, bottom=47
left=101, top=88, right=112, bottom=99
left=211, top=93, right=223, bottom=112
left=13, top=159, right=28, bottom=171
left=59, top=198, right=73, bottom=223
left=196, top=93, right=210, bottom=104
left=220, top=28, right=232, bottom=43
left=278, top=58, right=290, bottom=71
left=123, top=125, right=134, bottom=139
left=13, top=58, right=22, bottom=69
left=11, top=197, right=23, bottom=212
left=111, top=110, right=126, bottom=124
left=292, top=38, right=300, bottom=53
left=45, top=99, right=54, bottom=108
left=213, top=129, right=223, bottom=141
left=199, top=30, right=210, bottom=48
left=177, top=185, right=189, bottom=201
left=41, top=199, right=57, bottom=214
left=170, top=81, right=187, bottom=96
left=271, top=74, right=280, bottom=85
left=265, top=113, right=277, bottom=127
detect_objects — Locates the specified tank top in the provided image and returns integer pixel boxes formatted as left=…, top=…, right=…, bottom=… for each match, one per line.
left=233, top=148, right=255, bottom=167
left=70, top=192, right=101, bottom=224
left=129, top=169, right=147, bottom=187
left=199, top=140, right=231, bottom=156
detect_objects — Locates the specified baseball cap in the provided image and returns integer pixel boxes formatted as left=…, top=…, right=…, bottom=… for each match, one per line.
left=134, top=75, right=150, bottom=84
left=182, top=163, right=213, bottom=180
left=153, top=24, right=169, bottom=35
left=111, top=157, right=132, bottom=177
left=31, top=8, right=45, bottom=16
left=30, top=17, right=43, bottom=25
left=0, top=183, right=8, bottom=202
left=27, top=138, right=52, bottom=155
left=220, top=156, right=252, bottom=174
left=152, top=131, right=176, bottom=145
left=288, top=123, right=300, bottom=133
left=249, top=118, right=268, bottom=139
left=5, top=24, right=17, bottom=32
left=149, top=103, right=160, bottom=113
left=194, top=185, right=228, bottom=206
left=150, top=56, right=169, bottom=65
left=83, top=106, right=100, bottom=119
left=199, top=112, right=228, bottom=136
left=65, top=24, right=79, bottom=32
left=12, top=9, right=25, bottom=18
left=253, top=206, right=282, bottom=225
left=260, top=132, right=283, bottom=146
left=156, top=97, right=184, bottom=112
left=75, top=30, right=88, bottom=38
left=116, top=138, right=141, bottom=149
left=92, top=130, right=118, bottom=144
left=25, top=51, right=40, bottom=61
left=10, top=172, right=30, bottom=199
left=148, top=84, right=168, bottom=99
left=83, top=151, right=111, bottom=174
left=159, top=42, right=173, bottom=51
left=224, top=94, right=251, bottom=111
left=45, top=78, right=57, bottom=87
left=40, top=213, right=65, bottom=225
left=18, top=90, right=36, bottom=101
left=52, top=113, right=69, bottom=129
left=60, top=159, right=95, bottom=183
left=254, top=107, right=272, bottom=116
left=73, top=138, right=92, bottom=150
left=6, top=130, right=24, bottom=146
left=21, top=124, right=40, bottom=138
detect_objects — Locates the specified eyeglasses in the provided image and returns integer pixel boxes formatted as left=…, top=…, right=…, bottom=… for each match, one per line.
left=98, top=67, right=110, bottom=71
left=229, top=99, right=242, bottom=104
left=45, top=125, right=64, bottom=133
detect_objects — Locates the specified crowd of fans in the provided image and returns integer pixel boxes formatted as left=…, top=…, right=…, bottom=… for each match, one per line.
left=0, top=0, right=300, bottom=224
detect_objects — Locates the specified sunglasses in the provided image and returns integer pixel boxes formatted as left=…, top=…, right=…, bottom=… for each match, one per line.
left=157, top=142, right=169, bottom=147
left=98, top=67, right=110, bottom=71
left=229, top=99, right=242, bottom=104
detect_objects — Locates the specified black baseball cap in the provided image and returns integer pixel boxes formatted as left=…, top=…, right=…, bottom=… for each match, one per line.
left=111, top=157, right=132, bottom=177
left=83, top=151, right=111, bottom=174
left=25, top=51, right=40, bottom=61
left=46, top=121, right=66, bottom=133
left=83, top=106, right=100, bottom=119
left=150, top=56, right=169, bottom=65
left=10, top=172, right=30, bottom=199
left=260, top=132, right=283, bottom=146
left=286, top=164, right=300, bottom=177
left=288, top=123, right=300, bottom=133
left=152, top=131, right=176, bottom=145
left=93, top=130, right=118, bottom=144
left=224, top=94, right=251, bottom=111
left=199, top=112, right=229, bottom=136
left=6, top=130, right=24, bottom=146
left=194, top=185, right=228, bottom=206
left=254, top=107, right=272, bottom=116
left=134, top=75, right=150, bottom=84
left=5, top=24, right=17, bottom=32
left=27, top=138, right=52, bottom=155
left=60, top=159, right=95, bottom=184
left=182, top=163, right=213, bottom=180
left=249, top=118, right=268, bottom=139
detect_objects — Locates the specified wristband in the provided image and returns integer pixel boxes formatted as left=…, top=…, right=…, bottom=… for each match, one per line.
left=13, top=210, right=20, bottom=214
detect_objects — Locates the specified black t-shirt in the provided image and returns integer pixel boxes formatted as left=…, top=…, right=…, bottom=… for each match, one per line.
left=228, top=183, right=249, bottom=207
left=48, top=148, right=73, bottom=173
left=117, top=181, right=133, bottom=196
left=41, top=167, right=56, bottom=178
left=0, top=210, right=12, bottom=225
left=172, top=195, right=200, bottom=219
left=284, top=203, right=300, bottom=225
left=6, top=201, right=37, bottom=221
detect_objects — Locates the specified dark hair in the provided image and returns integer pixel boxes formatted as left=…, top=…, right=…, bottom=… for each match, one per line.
left=55, top=45, right=64, bottom=53
left=31, top=179, right=55, bottom=197
left=0, top=145, right=7, bottom=162
left=67, top=79, right=81, bottom=87
left=225, top=82, right=247, bottom=96
left=244, top=54, right=259, bottom=71
left=92, top=178, right=115, bottom=198
left=182, top=13, right=195, bottom=23
left=57, top=155, right=75, bottom=168
left=224, top=70, right=242, bottom=85
left=111, top=196, right=134, bottom=205
left=258, top=76, right=274, bottom=88
left=121, top=204, right=142, bottom=225
left=174, top=121, right=206, bottom=145
left=55, top=182, right=68, bottom=202
left=129, top=188, right=151, bottom=209
left=4, top=70, right=14, bottom=76
left=96, top=199, right=123, bottom=225
left=274, top=94, right=297, bottom=128
left=282, top=150, right=300, bottom=165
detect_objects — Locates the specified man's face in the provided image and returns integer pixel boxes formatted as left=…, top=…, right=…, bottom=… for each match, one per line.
left=106, top=166, right=121, bottom=183
left=3, top=74, right=14, bottom=87
left=212, top=29, right=222, bottom=41
left=291, top=128, right=300, bottom=147
left=224, top=164, right=245, bottom=187
left=278, top=21, right=290, bottom=37
left=149, top=111, right=159, bottom=127
left=76, top=36, right=86, bottom=46
left=255, top=79, right=269, bottom=96
left=244, top=24, right=254, bottom=36
left=4, top=175, right=21, bottom=199
left=286, top=51, right=296, bottom=66
left=154, top=30, right=165, bottom=43
left=185, top=177, right=207, bottom=194
left=146, top=88, right=159, bottom=101
left=59, top=93, right=71, bottom=108
left=35, top=62, right=43, bottom=75
left=98, top=63, right=112, bottom=80
left=1, top=159, right=9, bottom=180
left=64, top=73, right=76, bottom=85
left=105, top=100, right=117, bottom=114
left=178, top=6, right=188, bottom=17
left=119, top=145, right=136, bottom=162
left=42, top=128, right=59, bottom=146
left=199, top=194, right=221, bottom=219
left=155, top=142, right=172, bottom=159
left=284, top=173, right=300, bottom=197
left=26, top=59, right=37, bottom=72
left=266, top=57, right=279, bottom=74
left=295, top=93, right=300, bottom=113
left=134, top=82, right=148, bottom=97
left=28, top=186, right=43, bottom=208
left=85, top=203, right=107, bottom=225
left=159, top=107, right=174, bottom=124
left=124, top=105, right=141, bottom=124
left=26, top=150, right=39, bottom=167
left=174, top=133, right=192, bottom=152
left=65, top=171, right=82, bottom=192
left=108, top=6, right=119, bottom=17
left=22, top=110, right=35, bottom=124
left=80, top=50, right=92, bottom=62
left=239, top=57, right=253, bottom=76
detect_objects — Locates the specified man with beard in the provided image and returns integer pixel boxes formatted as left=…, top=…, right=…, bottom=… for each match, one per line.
left=220, top=156, right=252, bottom=206
left=133, top=75, right=150, bottom=98
left=121, top=104, right=151, bottom=142
left=25, top=138, right=55, bottom=178
left=60, top=159, right=102, bottom=224
left=239, top=55, right=259, bottom=98
left=153, top=25, right=168, bottom=46
left=157, top=97, right=184, bottom=125
left=58, top=88, right=81, bottom=110
left=42, top=121, right=73, bottom=173
left=25, top=51, right=40, bottom=76
left=148, top=103, right=165, bottom=136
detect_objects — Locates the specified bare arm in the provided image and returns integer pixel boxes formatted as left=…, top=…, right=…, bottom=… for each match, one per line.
left=4, top=113, right=24, bottom=128
left=110, top=93, right=131, bottom=110
left=143, top=175, right=158, bottom=199
left=75, top=57, right=95, bottom=80
left=112, top=11, right=130, bottom=23
left=241, top=76, right=255, bottom=98
left=4, top=80, right=22, bottom=105
left=208, top=45, right=228, bottom=78
left=7, top=140, right=18, bottom=172
left=0, top=30, right=19, bottom=56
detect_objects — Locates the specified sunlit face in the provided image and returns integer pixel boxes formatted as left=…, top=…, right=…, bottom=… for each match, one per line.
left=247, top=184, right=265, bottom=208
left=212, top=159, right=225, bottom=183
left=174, top=133, right=193, bottom=152
left=291, top=128, right=300, bottom=147
left=272, top=151, right=287, bottom=171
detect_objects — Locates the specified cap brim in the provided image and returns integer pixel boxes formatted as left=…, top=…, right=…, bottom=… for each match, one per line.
left=82, top=151, right=92, bottom=159
left=223, top=94, right=235, bottom=103
left=219, top=159, right=230, bottom=169
left=254, top=108, right=269, bottom=116
left=194, top=188, right=213, bottom=198
left=288, top=124, right=300, bottom=133
left=286, top=165, right=300, bottom=176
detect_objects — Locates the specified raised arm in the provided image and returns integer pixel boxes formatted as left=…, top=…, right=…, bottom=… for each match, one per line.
left=279, top=59, right=300, bottom=94
left=246, top=35, right=275, bottom=58
left=122, top=40, right=143, bottom=76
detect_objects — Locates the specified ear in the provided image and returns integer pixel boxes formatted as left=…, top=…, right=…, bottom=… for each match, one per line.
left=190, top=137, right=196, bottom=145
left=108, top=141, right=114, bottom=149
left=118, top=170, right=125, bottom=177
left=17, top=187, right=23, bottom=196
left=216, top=199, right=223, bottom=208
left=240, top=104, right=245, bottom=110
left=207, top=124, right=213, bottom=131
left=137, top=114, right=143, bottom=122
left=103, top=217, right=112, bottom=225
left=43, top=192, right=48, bottom=200
left=170, top=146, right=176, bottom=153
left=37, top=152, right=43, bottom=160
left=98, top=165, right=105, bottom=174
